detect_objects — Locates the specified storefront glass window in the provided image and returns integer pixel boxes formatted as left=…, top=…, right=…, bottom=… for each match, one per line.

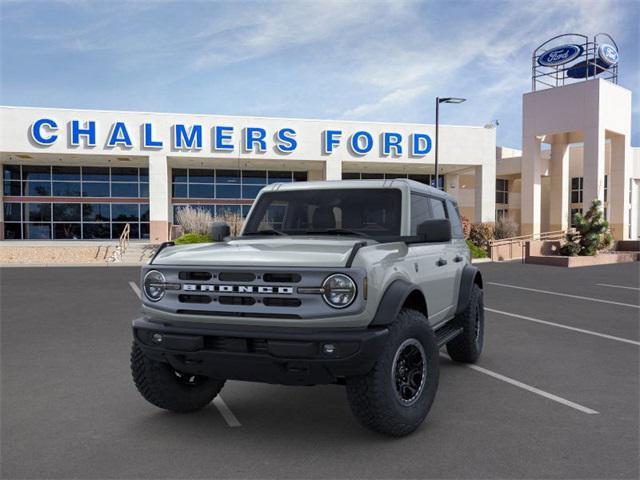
left=496, top=179, right=509, bottom=204
left=170, top=169, right=307, bottom=222
left=571, top=177, right=583, bottom=203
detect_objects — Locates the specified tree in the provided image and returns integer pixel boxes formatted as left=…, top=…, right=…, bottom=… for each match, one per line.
left=560, top=199, right=613, bottom=256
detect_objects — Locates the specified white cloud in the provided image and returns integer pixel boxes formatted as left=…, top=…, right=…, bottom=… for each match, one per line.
left=339, top=0, right=629, bottom=121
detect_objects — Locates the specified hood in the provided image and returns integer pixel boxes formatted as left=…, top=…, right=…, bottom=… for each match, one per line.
left=152, top=237, right=369, bottom=268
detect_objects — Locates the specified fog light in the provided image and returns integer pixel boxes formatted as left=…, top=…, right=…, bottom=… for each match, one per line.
left=152, top=333, right=163, bottom=344
left=323, top=343, right=336, bottom=355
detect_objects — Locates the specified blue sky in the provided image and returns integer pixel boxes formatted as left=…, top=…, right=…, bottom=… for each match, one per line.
left=1, top=0, right=638, bottom=148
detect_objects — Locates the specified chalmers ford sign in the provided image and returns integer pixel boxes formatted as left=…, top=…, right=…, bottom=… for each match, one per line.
left=29, top=118, right=434, bottom=157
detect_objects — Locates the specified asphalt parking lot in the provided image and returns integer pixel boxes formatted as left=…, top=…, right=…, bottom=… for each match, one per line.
left=1, top=261, right=639, bottom=479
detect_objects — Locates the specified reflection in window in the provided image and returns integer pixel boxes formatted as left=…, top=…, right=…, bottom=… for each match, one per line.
left=54, top=223, right=81, bottom=239
left=83, top=223, right=111, bottom=239
left=53, top=203, right=81, bottom=221
left=496, top=179, right=508, bottom=204
left=22, top=165, right=51, bottom=181
left=83, top=203, right=110, bottom=221
left=112, top=204, right=139, bottom=221
left=571, top=177, right=583, bottom=203
left=3, top=201, right=148, bottom=240
left=52, top=166, right=80, bottom=181
left=111, top=183, right=139, bottom=198
left=53, top=182, right=81, bottom=197
left=429, top=198, right=448, bottom=219
left=25, top=203, right=51, bottom=222
left=410, top=194, right=432, bottom=234
left=24, top=223, right=52, bottom=239
left=26, top=181, right=51, bottom=196
left=82, top=182, right=110, bottom=197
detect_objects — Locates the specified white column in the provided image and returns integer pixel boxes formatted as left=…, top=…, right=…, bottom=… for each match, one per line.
left=521, top=135, right=542, bottom=236
left=324, top=159, right=342, bottom=180
left=148, top=153, right=170, bottom=243
left=549, top=134, right=570, bottom=232
left=474, top=162, right=495, bottom=223
left=609, top=134, right=631, bottom=240
left=582, top=126, right=606, bottom=211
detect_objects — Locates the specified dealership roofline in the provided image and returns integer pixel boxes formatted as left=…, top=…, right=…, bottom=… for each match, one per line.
left=0, top=104, right=489, bottom=130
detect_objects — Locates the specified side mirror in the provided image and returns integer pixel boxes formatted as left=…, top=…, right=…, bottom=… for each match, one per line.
left=417, top=219, right=452, bottom=243
left=210, top=222, right=231, bottom=242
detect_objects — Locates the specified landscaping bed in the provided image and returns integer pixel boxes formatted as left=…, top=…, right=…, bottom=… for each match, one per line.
left=525, top=251, right=639, bottom=268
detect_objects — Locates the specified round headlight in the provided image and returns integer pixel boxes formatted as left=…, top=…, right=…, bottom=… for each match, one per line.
left=143, top=270, right=166, bottom=302
left=322, top=274, right=357, bottom=309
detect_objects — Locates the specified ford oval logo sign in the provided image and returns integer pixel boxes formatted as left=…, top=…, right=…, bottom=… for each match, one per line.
left=538, top=44, right=583, bottom=67
left=598, top=44, right=618, bottom=66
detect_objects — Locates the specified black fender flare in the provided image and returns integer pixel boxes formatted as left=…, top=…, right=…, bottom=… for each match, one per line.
left=370, top=279, right=424, bottom=326
left=455, top=265, right=483, bottom=316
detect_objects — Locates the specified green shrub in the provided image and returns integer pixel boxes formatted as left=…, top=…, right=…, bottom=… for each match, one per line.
left=466, top=239, right=487, bottom=258
left=174, top=233, right=212, bottom=245
left=469, top=222, right=495, bottom=250
left=560, top=199, right=613, bottom=256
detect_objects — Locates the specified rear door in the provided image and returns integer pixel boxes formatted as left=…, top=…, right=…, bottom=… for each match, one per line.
left=445, top=199, right=468, bottom=307
left=409, top=193, right=456, bottom=324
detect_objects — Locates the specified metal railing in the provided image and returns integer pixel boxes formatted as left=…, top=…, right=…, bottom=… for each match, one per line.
left=106, top=223, right=131, bottom=263
left=489, top=229, right=571, bottom=262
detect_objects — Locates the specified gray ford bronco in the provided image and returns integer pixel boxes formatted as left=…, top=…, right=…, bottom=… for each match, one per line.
left=131, top=179, right=484, bottom=436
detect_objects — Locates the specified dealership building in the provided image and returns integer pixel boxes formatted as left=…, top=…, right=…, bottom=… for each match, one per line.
left=0, top=34, right=638, bottom=244
left=0, top=107, right=498, bottom=242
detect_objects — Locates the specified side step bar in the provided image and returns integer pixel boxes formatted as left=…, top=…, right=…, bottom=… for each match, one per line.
left=435, top=324, right=464, bottom=347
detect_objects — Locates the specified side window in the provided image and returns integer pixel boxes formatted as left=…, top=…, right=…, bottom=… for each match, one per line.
left=429, top=198, right=447, bottom=220
left=410, top=194, right=432, bottom=234
left=446, top=200, right=464, bottom=238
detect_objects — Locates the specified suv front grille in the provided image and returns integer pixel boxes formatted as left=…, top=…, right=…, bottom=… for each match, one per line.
left=178, top=294, right=212, bottom=304
left=219, top=296, right=256, bottom=306
left=153, top=267, right=365, bottom=319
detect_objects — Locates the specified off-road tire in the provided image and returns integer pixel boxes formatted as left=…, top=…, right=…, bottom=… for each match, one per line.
left=345, top=309, right=439, bottom=436
left=131, top=342, right=225, bottom=413
left=446, top=283, right=484, bottom=363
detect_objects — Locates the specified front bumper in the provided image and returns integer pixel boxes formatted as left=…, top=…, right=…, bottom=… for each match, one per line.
left=133, top=318, right=388, bottom=386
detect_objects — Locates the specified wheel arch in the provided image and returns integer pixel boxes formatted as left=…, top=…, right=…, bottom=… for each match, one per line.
left=370, top=279, right=428, bottom=326
left=455, top=265, right=483, bottom=316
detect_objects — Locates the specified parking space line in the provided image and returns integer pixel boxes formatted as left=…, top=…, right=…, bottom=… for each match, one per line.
left=443, top=355, right=599, bottom=415
left=129, top=281, right=141, bottom=299
left=486, top=307, right=640, bottom=347
left=213, top=396, right=242, bottom=427
left=596, top=283, right=640, bottom=291
left=488, top=282, right=640, bottom=309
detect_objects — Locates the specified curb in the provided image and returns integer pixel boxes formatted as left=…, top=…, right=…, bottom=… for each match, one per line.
left=0, top=263, right=146, bottom=268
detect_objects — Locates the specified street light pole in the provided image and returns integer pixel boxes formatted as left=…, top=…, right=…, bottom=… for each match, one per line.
left=434, top=96, right=466, bottom=190
left=435, top=97, right=440, bottom=190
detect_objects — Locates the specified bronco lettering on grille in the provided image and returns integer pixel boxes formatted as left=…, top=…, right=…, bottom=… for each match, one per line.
left=182, top=284, right=294, bottom=294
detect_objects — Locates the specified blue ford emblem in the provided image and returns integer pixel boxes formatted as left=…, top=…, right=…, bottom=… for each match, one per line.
left=538, top=44, right=583, bottom=67
left=598, top=44, right=618, bottom=66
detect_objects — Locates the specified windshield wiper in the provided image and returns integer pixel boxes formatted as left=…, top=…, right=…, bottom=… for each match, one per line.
left=304, top=228, right=369, bottom=238
left=243, top=229, right=287, bottom=236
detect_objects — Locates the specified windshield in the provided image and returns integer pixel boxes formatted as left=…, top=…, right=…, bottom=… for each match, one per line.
left=243, top=188, right=402, bottom=240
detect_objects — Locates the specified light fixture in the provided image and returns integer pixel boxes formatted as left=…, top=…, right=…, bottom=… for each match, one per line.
left=438, top=97, right=466, bottom=104
left=435, top=96, right=467, bottom=190
left=322, top=274, right=357, bottom=309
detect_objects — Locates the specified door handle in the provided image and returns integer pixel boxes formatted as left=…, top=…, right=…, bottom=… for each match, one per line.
left=436, top=258, right=447, bottom=267
left=454, top=255, right=464, bottom=263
